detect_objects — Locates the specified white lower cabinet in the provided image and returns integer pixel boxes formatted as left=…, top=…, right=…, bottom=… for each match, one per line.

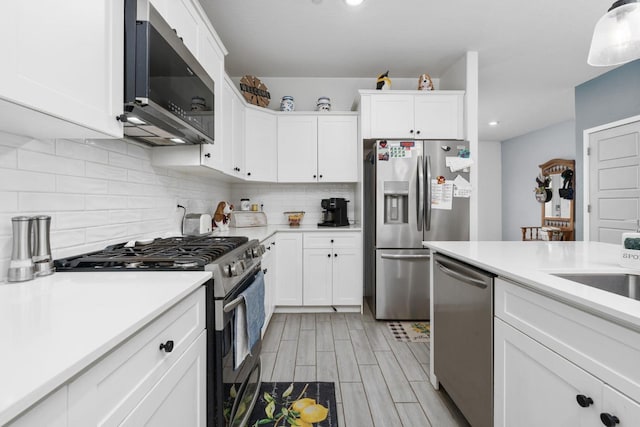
left=120, top=331, right=206, bottom=427
left=302, top=233, right=362, bottom=307
left=274, top=233, right=303, bottom=306
left=261, top=234, right=277, bottom=335
left=6, top=387, right=67, bottom=427
left=495, top=279, right=640, bottom=427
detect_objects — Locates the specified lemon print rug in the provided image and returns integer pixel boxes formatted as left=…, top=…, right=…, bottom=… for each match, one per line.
left=249, top=382, right=338, bottom=427
left=387, top=321, right=430, bottom=343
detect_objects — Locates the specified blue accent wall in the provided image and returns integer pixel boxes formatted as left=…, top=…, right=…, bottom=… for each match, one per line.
left=574, top=59, right=640, bottom=240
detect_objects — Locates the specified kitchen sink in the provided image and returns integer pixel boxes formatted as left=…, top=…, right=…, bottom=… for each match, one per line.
left=552, top=273, right=640, bottom=301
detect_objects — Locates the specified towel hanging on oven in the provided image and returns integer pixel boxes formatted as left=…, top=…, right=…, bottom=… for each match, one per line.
left=233, top=271, right=265, bottom=370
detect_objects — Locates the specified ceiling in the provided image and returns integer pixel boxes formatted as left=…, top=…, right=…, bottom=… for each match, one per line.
left=199, top=0, right=619, bottom=141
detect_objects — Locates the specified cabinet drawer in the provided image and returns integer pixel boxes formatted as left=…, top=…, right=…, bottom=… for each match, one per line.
left=68, top=287, right=206, bottom=426
left=303, top=232, right=360, bottom=249
left=495, top=278, right=640, bottom=403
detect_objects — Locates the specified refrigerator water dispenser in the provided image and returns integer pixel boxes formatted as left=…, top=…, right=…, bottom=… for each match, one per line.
left=383, top=181, right=409, bottom=224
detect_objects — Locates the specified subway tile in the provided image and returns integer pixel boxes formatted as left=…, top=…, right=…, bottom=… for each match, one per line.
left=85, top=195, right=128, bottom=210
left=56, top=139, right=108, bottom=164
left=127, top=170, right=159, bottom=185
left=88, top=138, right=127, bottom=154
left=18, top=150, right=84, bottom=176
left=127, top=196, right=156, bottom=209
left=0, top=192, right=18, bottom=212
left=51, top=229, right=86, bottom=250
left=85, top=224, right=128, bottom=243
left=126, top=142, right=151, bottom=160
left=0, top=236, right=11, bottom=259
left=55, top=211, right=107, bottom=230
left=109, top=209, right=143, bottom=224
left=56, top=176, right=109, bottom=194
left=0, top=146, right=17, bottom=168
left=0, top=132, right=55, bottom=153
left=0, top=169, right=56, bottom=192
left=85, top=162, right=128, bottom=182
left=19, top=193, right=84, bottom=212
left=109, top=151, right=143, bottom=170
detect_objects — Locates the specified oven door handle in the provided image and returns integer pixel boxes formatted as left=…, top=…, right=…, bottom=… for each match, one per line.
left=224, top=295, right=245, bottom=312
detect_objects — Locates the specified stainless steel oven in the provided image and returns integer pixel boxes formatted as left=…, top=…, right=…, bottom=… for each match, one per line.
left=210, top=263, right=263, bottom=427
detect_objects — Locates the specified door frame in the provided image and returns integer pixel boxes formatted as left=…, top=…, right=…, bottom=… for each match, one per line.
left=582, top=113, right=640, bottom=241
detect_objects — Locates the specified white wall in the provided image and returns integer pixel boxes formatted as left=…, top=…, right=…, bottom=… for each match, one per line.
left=478, top=141, right=502, bottom=240
left=0, top=131, right=231, bottom=281
left=230, top=183, right=356, bottom=226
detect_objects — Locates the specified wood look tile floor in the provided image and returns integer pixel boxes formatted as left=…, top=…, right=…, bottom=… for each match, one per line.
left=260, top=303, right=470, bottom=427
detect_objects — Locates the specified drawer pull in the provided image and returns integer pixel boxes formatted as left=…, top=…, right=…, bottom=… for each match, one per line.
left=576, top=395, right=593, bottom=408
left=600, top=413, right=620, bottom=426
left=159, top=340, right=174, bottom=353
left=263, top=268, right=268, bottom=274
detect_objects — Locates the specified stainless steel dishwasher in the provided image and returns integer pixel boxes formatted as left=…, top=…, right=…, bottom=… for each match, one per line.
left=433, top=253, right=496, bottom=427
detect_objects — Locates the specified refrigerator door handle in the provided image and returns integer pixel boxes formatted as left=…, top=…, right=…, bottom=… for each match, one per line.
left=425, top=154, right=432, bottom=231
left=381, top=254, right=431, bottom=260
left=417, top=155, right=424, bottom=232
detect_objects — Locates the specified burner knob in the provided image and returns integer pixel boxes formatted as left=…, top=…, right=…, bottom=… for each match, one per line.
left=229, top=261, right=245, bottom=276
left=252, top=245, right=265, bottom=257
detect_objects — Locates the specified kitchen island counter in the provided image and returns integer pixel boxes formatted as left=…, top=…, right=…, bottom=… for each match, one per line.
left=0, top=271, right=211, bottom=425
left=422, top=240, right=640, bottom=330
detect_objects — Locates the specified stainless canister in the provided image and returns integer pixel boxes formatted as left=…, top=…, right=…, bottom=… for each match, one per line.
left=7, top=216, right=35, bottom=282
left=33, top=215, right=54, bottom=276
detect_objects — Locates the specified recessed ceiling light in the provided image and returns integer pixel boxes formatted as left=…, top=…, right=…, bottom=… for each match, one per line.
left=488, top=121, right=500, bottom=126
left=345, top=0, right=365, bottom=6
left=170, top=138, right=186, bottom=144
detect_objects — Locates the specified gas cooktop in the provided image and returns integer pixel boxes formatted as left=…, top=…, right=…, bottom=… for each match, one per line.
left=54, top=235, right=250, bottom=271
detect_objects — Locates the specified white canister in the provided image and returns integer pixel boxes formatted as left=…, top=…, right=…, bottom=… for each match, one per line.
left=317, top=96, right=331, bottom=111
left=280, top=96, right=295, bottom=112
left=240, top=198, right=250, bottom=211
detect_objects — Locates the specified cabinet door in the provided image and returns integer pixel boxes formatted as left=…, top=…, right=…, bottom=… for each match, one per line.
left=369, top=95, right=414, bottom=138
left=332, top=248, right=362, bottom=306
left=165, top=0, right=200, bottom=56
left=245, top=108, right=277, bottom=181
left=303, top=249, right=333, bottom=306
left=494, top=319, right=602, bottom=427
left=231, top=89, right=246, bottom=177
left=413, top=93, right=464, bottom=139
left=317, top=115, right=358, bottom=182
left=261, top=236, right=276, bottom=336
left=601, top=385, right=640, bottom=427
left=277, top=116, right=318, bottom=182
left=120, top=331, right=206, bottom=427
left=0, top=1, right=123, bottom=138
left=198, top=32, right=224, bottom=171
left=274, top=233, right=303, bottom=306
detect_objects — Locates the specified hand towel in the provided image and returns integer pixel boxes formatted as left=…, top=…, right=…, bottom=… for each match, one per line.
left=233, top=270, right=265, bottom=370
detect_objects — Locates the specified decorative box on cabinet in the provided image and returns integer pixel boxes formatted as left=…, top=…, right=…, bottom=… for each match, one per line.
left=0, top=0, right=124, bottom=139
left=360, top=90, right=464, bottom=140
left=494, top=278, right=640, bottom=427
left=274, top=233, right=303, bottom=306
left=277, top=114, right=358, bottom=183
left=302, top=233, right=362, bottom=306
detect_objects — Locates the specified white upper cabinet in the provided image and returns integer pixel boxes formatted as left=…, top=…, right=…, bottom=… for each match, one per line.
left=278, top=114, right=358, bottom=183
left=164, top=0, right=200, bottom=56
left=245, top=107, right=277, bottom=182
left=0, top=1, right=124, bottom=139
left=361, top=91, right=464, bottom=140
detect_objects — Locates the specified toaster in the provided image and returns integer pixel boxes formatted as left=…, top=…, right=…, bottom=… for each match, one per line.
left=184, top=213, right=212, bottom=235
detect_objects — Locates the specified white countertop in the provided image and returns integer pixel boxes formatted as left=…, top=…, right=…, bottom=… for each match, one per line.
left=212, top=224, right=362, bottom=242
left=423, top=241, right=640, bottom=331
left=0, top=271, right=211, bottom=425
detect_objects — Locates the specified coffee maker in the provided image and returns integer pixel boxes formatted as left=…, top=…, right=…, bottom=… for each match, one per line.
left=318, top=198, right=350, bottom=227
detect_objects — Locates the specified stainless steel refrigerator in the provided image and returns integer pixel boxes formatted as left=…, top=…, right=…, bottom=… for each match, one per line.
left=364, top=139, right=470, bottom=320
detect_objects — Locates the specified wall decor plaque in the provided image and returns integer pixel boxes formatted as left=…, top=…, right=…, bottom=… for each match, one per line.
left=239, top=75, right=271, bottom=107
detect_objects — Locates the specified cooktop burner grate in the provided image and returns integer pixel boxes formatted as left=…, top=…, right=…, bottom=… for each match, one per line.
left=54, top=235, right=249, bottom=271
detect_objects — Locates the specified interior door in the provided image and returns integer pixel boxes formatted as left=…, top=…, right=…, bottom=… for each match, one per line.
left=588, top=120, right=640, bottom=243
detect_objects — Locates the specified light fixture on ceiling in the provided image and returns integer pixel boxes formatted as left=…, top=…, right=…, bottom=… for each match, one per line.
left=488, top=121, right=500, bottom=126
left=588, top=0, right=640, bottom=66
left=344, top=0, right=365, bottom=6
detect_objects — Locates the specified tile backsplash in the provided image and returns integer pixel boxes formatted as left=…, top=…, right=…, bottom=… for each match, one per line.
left=230, top=182, right=356, bottom=226
left=0, top=131, right=230, bottom=281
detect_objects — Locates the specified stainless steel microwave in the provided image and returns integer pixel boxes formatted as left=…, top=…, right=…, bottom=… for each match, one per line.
left=120, top=0, right=214, bottom=146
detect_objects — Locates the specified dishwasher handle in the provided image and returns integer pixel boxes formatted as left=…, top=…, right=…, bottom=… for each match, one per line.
left=381, top=254, right=431, bottom=260
left=436, top=261, right=489, bottom=289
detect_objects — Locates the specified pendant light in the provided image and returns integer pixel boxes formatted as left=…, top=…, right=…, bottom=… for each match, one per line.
left=588, top=0, right=640, bottom=66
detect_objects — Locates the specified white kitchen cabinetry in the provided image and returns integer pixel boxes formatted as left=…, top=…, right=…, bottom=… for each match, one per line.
left=261, top=234, right=277, bottom=336
left=494, top=278, right=640, bottom=427
left=6, top=387, right=67, bottom=427
left=0, top=1, right=124, bottom=139
left=302, top=233, right=362, bottom=306
left=360, top=90, right=464, bottom=140
left=278, top=114, right=358, bottom=183
left=220, top=77, right=245, bottom=176
left=274, top=233, right=303, bottom=306
left=245, top=107, right=277, bottom=182
left=68, top=287, right=206, bottom=426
